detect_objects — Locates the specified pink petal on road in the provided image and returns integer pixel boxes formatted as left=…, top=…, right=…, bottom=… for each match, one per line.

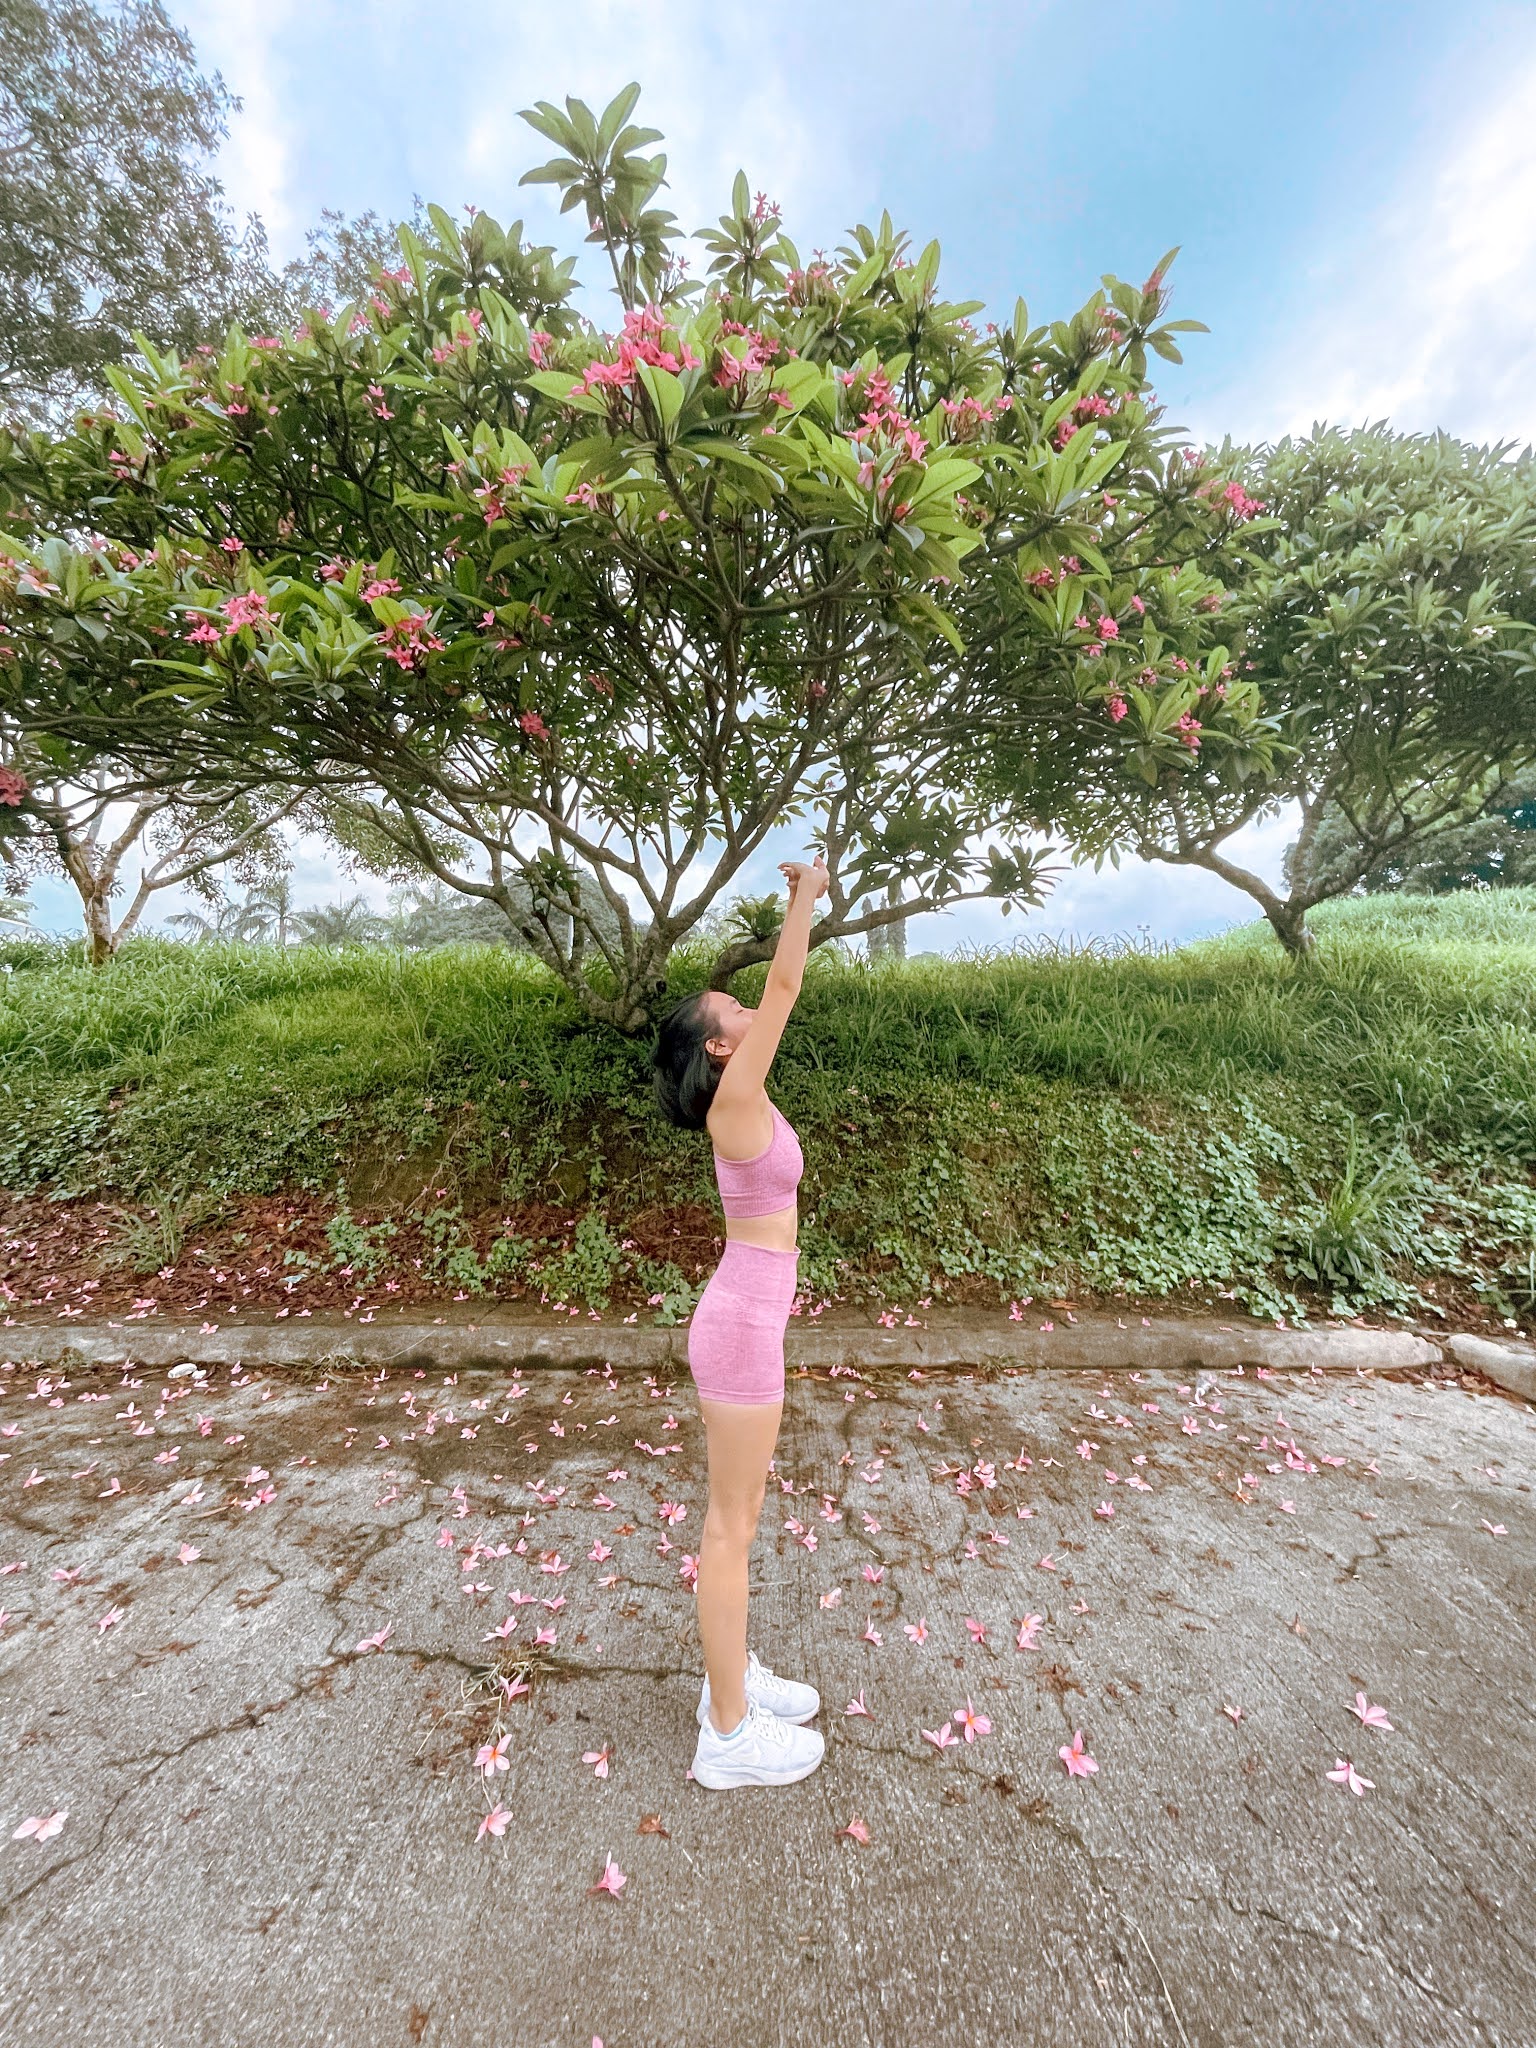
left=837, top=1816, right=872, bottom=1844
left=921, top=1722, right=959, bottom=1751
left=1349, top=1692, right=1393, bottom=1731
left=12, top=1811, right=67, bottom=1844
left=844, top=1691, right=872, bottom=1718
left=1326, top=1757, right=1374, bottom=1796
left=583, top=1746, right=613, bottom=1778
left=953, top=1698, right=992, bottom=1741
left=1059, top=1730, right=1098, bottom=1778
left=588, top=1854, right=627, bottom=1897
left=477, top=1803, right=512, bottom=1841
left=355, top=1623, right=393, bottom=1652
left=1016, top=1615, right=1044, bottom=1650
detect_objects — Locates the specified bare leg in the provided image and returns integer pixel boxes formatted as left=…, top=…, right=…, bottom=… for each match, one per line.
left=695, top=1396, right=783, bottom=1734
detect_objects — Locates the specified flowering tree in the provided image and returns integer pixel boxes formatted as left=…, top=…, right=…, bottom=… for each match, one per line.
left=983, top=427, right=1536, bottom=955
left=0, top=84, right=1263, bottom=1027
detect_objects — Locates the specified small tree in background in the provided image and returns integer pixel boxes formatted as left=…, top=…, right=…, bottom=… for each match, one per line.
left=1287, top=770, right=1536, bottom=896
left=0, top=733, right=308, bottom=961
left=991, top=426, right=1536, bottom=956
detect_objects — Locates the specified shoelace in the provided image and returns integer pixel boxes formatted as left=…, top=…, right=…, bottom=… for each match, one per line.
left=748, top=1701, right=791, bottom=1747
left=748, top=1653, right=790, bottom=1700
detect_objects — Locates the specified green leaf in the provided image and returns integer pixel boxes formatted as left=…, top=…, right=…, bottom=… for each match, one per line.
left=636, top=361, right=684, bottom=436
left=596, top=83, right=643, bottom=155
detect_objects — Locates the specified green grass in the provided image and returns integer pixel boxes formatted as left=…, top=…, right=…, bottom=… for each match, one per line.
left=4, top=889, right=1536, bottom=1328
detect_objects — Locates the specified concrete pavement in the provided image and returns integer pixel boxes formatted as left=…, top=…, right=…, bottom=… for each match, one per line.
left=1, top=1349, right=1533, bottom=2047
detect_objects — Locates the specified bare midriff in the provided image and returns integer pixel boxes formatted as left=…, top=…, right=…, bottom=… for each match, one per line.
left=708, top=1103, right=799, bottom=1254
left=723, top=1203, right=798, bottom=1255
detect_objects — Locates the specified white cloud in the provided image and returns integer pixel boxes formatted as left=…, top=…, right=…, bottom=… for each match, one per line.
left=1204, top=45, right=1536, bottom=448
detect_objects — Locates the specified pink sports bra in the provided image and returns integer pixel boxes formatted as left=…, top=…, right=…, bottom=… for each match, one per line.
left=712, top=1099, right=804, bottom=1218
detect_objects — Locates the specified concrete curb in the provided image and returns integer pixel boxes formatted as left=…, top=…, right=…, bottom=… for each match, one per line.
left=6, top=1310, right=1511, bottom=1388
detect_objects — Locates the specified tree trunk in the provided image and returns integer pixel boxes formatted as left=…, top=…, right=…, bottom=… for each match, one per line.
left=82, top=887, right=117, bottom=966
left=1266, top=901, right=1316, bottom=960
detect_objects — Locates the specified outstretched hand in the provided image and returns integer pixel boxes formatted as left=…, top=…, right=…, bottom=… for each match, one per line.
left=778, top=854, right=829, bottom=902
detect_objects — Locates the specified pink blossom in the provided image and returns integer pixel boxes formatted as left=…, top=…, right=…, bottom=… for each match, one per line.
left=477, top=1803, right=512, bottom=1841
left=361, top=578, right=400, bottom=602
left=953, top=1698, right=991, bottom=1741
left=218, top=591, right=273, bottom=632
left=1059, top=1729, right=1098, bottom=1778
left=1106, top=695, right=1129, bottom=723
left=588, top=1854, right=627, bottom=1897
left=1326, top=1757, right=1374, bottom=1796
left=519, top=710, right=550, bottom=742
left=1130, top=594, right=1146, bottom=615
left=1097, top=616, right=1119, bottom=639
left=1349, top=1692, right=1393, bottom=1731
left=185, top=621, right=223, bottom=646
left=12, top=1811, right=67, bottom=1845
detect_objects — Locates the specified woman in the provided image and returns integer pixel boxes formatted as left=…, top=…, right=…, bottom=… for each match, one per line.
left=650, top=852, right=830, bottom=1789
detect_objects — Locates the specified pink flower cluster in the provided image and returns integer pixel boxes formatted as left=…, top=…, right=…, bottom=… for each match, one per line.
left=940, top=392, right=1013, bottom=443
left=0, top=766, right=29, bottom=805
left=518, top=710, right=550, bottom=741
left=378, top=612, right=445, bottom=672
left=1174, top=711, right=1202, bottom=750
left=578, top=304, right=702, bottom=394
left=713, top=318, right=779, bottom=388
left=784, top=262, right=833, bottom=308
left=219, top=591, right=273, bottom=632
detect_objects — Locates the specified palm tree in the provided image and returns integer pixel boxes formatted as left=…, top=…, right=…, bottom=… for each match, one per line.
left=163, top=896, right=251, bottom=942
left=232, top=873, right=300, bottom=945
left=290, top=895, right=388, bottom=947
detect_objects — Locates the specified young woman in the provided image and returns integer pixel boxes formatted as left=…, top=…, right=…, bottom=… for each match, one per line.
left=650, top=852, right=830, bottom=1789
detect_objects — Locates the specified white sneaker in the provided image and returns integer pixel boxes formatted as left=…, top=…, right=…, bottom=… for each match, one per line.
left=697, top=1649, right=820, bottom=1728
left=691, top=1698, right=826, bottom=1788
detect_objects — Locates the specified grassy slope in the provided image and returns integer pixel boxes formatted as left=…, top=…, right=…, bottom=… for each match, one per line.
left=3, top=890, right=1535, bottom=1329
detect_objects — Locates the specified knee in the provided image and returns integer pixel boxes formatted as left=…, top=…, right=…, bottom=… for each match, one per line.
left=704, top=1497, right=762, bottom=1552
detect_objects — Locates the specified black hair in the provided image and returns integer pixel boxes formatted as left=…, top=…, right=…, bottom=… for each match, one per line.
left=651, top=988, right=723, bottom=1131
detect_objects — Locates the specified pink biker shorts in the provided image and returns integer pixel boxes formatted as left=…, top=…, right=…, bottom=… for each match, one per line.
left=687, top=1241, right=800, bottom=1405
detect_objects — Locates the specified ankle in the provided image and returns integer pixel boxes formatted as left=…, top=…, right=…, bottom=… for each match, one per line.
left=710, top=1702, right=748, bottom=1736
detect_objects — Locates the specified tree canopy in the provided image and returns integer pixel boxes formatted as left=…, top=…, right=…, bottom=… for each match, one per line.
left=0, top=82, right=1278, bottom=1020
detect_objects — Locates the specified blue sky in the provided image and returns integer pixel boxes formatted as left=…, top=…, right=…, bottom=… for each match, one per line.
left=27, top=0, right=1536, bottom=949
